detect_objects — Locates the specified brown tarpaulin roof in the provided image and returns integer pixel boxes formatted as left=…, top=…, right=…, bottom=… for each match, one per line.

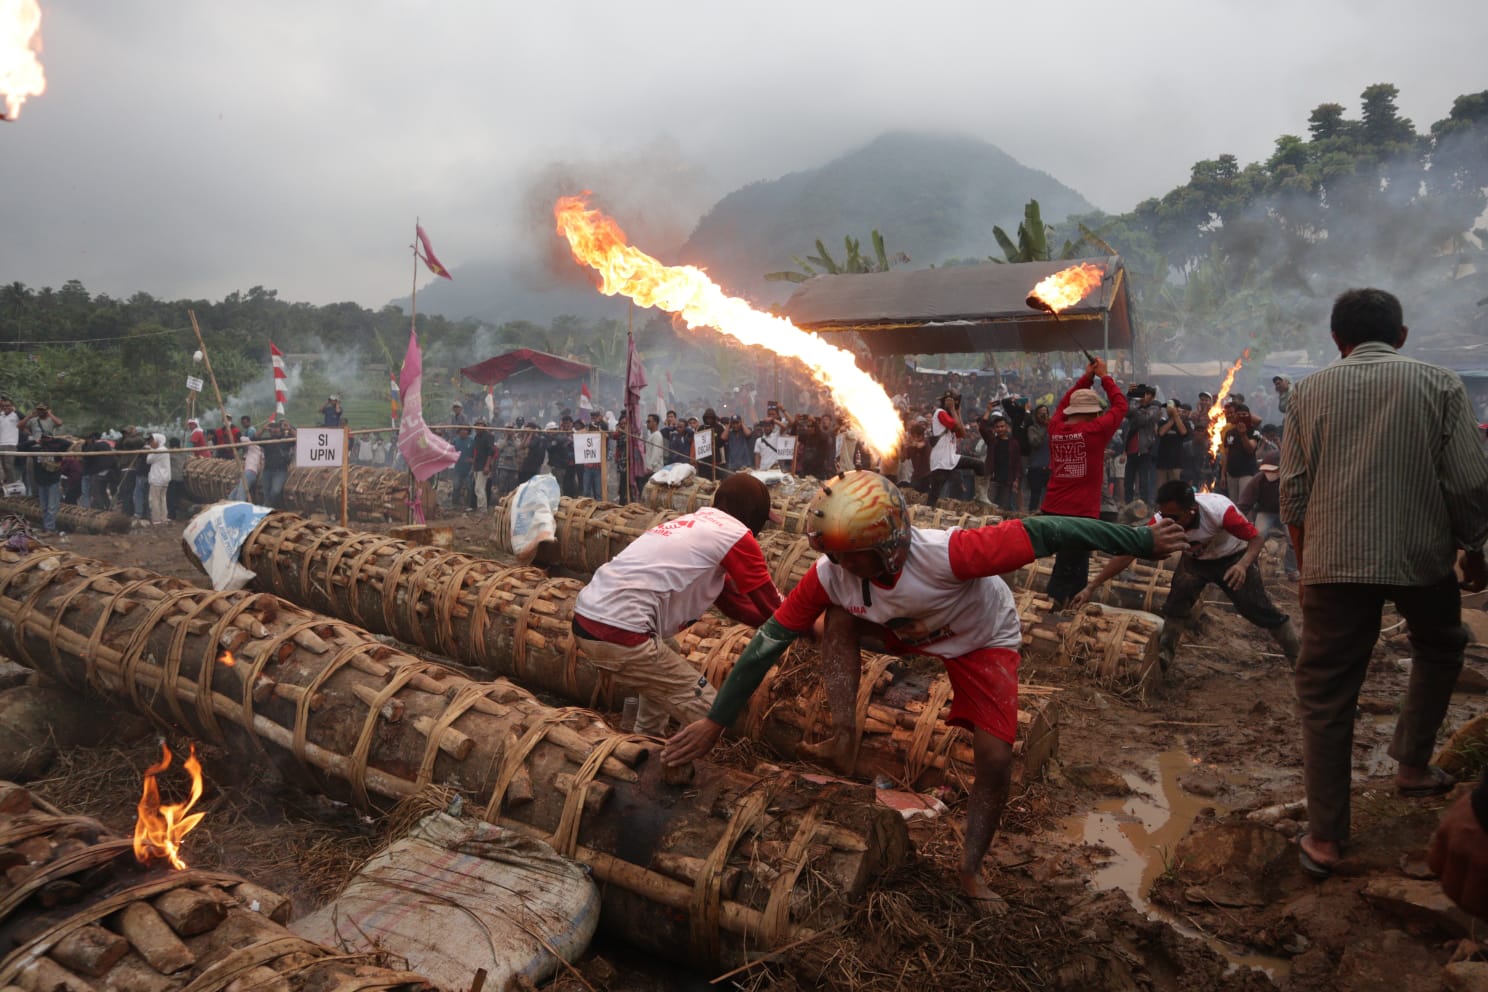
left=780, top=256, right=1135, bottom=356
left=460, top=349, right=592, bottom=385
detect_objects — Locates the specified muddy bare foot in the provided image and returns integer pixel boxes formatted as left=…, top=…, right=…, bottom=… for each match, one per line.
left=958, top=869, right=1008, bottom=917
left=799, top=730, right=856, bottom=775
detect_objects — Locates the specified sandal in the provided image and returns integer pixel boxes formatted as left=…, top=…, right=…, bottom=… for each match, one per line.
left=1397, top=766, right=1457, bottom=798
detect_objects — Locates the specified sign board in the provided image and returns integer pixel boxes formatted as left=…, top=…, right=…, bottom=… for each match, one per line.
left=573, top=431, right=603, bottom=466
left=1, top=482, right=24, bottom=498
left=775, top=435, right=797, bottom=461
left=692, top=428, right=713, bottom=461
left=295, top=427, right=346, bottom=468
left=185, top=375, right=204, bottom=393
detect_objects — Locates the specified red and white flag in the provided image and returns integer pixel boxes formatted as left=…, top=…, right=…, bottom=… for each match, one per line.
left=578, top=382, right=593, bottom=411
left=269, top=342, right=287, bottom=421
left=415, top=224, right=453, bottom=281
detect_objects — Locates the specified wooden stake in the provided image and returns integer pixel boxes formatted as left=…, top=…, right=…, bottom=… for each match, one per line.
left=339, top=426, right=350, bottom=528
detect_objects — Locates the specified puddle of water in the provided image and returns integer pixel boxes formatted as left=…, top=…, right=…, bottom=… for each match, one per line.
left=1060, top=749, right=1292, bottom=980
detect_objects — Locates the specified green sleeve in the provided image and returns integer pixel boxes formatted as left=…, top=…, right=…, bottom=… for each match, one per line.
left=1020, top=515, right=1156, bottom=558
left=707, top=617, right=801, bottom=726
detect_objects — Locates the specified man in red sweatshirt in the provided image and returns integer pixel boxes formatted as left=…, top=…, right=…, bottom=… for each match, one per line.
left=1041, top=358, right=1128, bottom=606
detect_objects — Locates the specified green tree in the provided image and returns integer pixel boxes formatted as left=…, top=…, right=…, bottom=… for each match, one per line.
left=990, top=199, right=1086, bottom=263
left=763, top=230, right=908, bottom=283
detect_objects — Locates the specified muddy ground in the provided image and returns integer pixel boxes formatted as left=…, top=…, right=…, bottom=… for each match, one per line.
left=8, top=510, right=1488, bottom=992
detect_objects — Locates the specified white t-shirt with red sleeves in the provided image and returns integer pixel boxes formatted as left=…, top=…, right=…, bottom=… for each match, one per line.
left=574, top=506, right=772, bottom=639
left=929, top=409, right=960, bottom=471
left=775, top=527, right=1023, bottom=658
left=1154, top=491, right=1257, bottom=560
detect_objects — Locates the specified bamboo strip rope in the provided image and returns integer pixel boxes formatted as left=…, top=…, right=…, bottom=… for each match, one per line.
left=491, top=496, right=1161, bottom=685
left=0, top=548, right=903, bottom=966
left=237, top=513, right=1064, bottom=787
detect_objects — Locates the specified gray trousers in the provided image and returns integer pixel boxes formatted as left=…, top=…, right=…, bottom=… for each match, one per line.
left=1295, top=575, right=1467, bottom=844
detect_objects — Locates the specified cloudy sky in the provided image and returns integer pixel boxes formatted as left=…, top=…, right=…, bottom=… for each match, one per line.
left=2, top=0, right=1484, bottom=307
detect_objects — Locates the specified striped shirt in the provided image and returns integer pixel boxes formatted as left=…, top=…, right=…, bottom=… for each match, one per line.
left=1279, top=341, right=1488, bottom=586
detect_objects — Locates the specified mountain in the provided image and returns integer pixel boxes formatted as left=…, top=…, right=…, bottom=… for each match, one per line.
left=677, top=131, right=1096, bottom=302
left=406, top=131, right=1095, bottom=323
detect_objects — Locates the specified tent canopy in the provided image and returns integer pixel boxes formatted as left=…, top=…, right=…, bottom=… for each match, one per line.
left=460, top=349, right=592, bottom=386
left=781, top=256, right=1135, bottom=356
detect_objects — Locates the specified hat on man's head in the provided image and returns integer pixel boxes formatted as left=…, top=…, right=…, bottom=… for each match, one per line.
left=1259, top=463, right=1280, bottom=474
left=453, top=402, right=463, bottom=408
left=329, top=394, right=339, bottom=401
left=1064, top=389, right=1105, bottom=416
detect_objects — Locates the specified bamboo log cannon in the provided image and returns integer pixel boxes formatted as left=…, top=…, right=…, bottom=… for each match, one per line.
left=0, top=498, right=130, bottom=536
left=233, top=512, right=1060, bottom=790
left=1005, top=553, right=1181, bottom=615
left=503, top=491, right=1007, bottom=558
left=0, top=547, right=906, bottom=968
left=181, top=458, right=432, bottom=523
left=900, top=488, right=1033, bottom=518
left=490, top=497, right=1160, bottom=686
left=0, top=781, right=432, bottom=991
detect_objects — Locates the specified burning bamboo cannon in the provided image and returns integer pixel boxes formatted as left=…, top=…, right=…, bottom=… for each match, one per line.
left=491, top=496, right=1161, bottom=685
left=0, top=497, right=131, bottom=535
left=233, top=512, right=1060, bottom=789
left=181, top=458, right=431, bottom=523
left=0, top=781, right=432, bottom=991
left=0, top=546, right=906, bottom=967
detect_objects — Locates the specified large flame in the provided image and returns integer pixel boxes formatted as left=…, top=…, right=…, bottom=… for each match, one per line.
left=1205, top=350, right=1251, bottom=460
left=1027, top=263, right=1104, bottom=313
left=133, top=743, right=206, bottom=871
left=0, top=0, right=45, bottom=120
left=554, top=194, right=903, bottom=456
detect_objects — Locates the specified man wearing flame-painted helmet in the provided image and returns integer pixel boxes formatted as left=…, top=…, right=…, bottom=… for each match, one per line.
left=664, top=470, right=1187, bottom=910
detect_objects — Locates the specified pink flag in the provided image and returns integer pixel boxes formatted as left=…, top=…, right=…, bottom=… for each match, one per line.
left=396, top=330, right=460, bottom=480
left=579, top=382, right=593, bottom=411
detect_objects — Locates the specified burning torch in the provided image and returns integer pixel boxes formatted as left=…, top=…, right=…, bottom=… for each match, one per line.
left=1026, top=262, right=1106, bottom=364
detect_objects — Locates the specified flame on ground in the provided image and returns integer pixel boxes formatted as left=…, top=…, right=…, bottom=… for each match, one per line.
left=1206, top=350, right=1251, bottom=460
left=1027, top=263, right=1104, bottom=313
left=133, top=743, right=206, bottom=871
left=0, top=0, right=45, bottom=120
left=554, top=194, right=903, bottom=457
left=219, top=649, right=235, bottom=667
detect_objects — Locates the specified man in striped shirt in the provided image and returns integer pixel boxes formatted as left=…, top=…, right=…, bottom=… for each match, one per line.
left=1281, top=287, right=1488, bottom=878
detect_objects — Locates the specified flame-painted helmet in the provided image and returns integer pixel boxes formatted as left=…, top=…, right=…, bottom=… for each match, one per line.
left=805, top=471, right=912, bottom=574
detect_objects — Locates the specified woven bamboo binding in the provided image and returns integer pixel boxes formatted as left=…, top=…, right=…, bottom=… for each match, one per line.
left=182, top=458, right=424, bottom=522
left=0, top=546, right=905, bottom=969
left=0, top=782, right=432, bottom=991
left=0, top=496, right=131, bottom=535
left=236, top=511, right=1061, bottom=789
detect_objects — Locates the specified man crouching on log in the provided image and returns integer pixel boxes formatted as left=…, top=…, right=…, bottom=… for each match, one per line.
left=572, top=473, right=783, bottom=736
left=664, top=470, right=1186, bottom=908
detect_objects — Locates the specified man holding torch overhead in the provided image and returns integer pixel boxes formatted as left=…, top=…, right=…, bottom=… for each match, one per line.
left=1041, top=357, right=1128, bottom=607
left=663, top=471, right=1186, bottom=909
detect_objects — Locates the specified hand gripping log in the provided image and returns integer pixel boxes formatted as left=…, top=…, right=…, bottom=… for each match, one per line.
left=0, top=547, right=907, bottom=969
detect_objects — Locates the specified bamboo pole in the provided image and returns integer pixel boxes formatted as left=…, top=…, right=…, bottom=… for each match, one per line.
left=0, top=783, right=432, bottom=991
left=180, top=458, right=419, bottom=522
left=186, top=310, right=244, bottom=489
left=231, top=512, right=1062, bottom=789
left=0, top=548, right=906, bottom=968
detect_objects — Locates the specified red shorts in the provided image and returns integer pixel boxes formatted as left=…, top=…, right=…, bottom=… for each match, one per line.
left=941, top=647, right=1021, bottom=745
left=877, top=625, right=1021, bottom=745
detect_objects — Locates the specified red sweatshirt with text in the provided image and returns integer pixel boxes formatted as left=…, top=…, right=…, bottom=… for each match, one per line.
left=1040, top=372, right=1126, bottom=518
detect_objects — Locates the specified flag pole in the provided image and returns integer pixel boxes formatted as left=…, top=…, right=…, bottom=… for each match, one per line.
left=188, top=309, right=245, bottom=485
left=405, top=219, right=421, bottom=525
